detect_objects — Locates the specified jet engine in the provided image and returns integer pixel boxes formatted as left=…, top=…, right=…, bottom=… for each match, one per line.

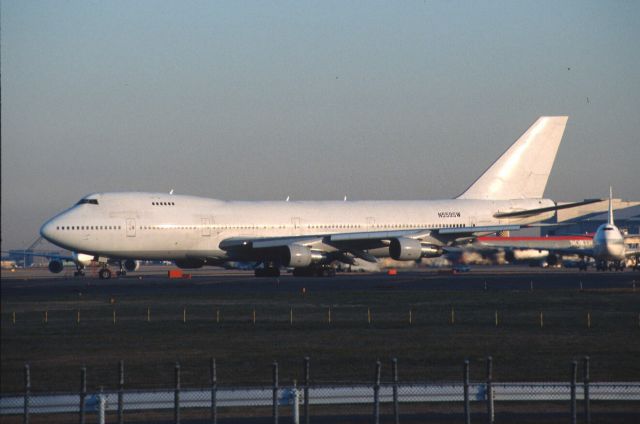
left=72, top=252, right=94, bottom=266
left=123, top=259, right=140, bottom=272
left=48, top=259, right=64, bottom=274
left=281, top=244, right=326, bottom=268
left=175, top=258, right=205, bottom=269
left=390, top=238, right=443, bottom=260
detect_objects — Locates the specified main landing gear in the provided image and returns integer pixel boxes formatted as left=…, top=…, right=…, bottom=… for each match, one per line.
left=116, top=261, right=127, bottom=277
left=596, top=260, right=625, bottom=271
left=73, top=263, right=85, bottom=277
left=99, top=268, right=112, bottom=280
left=253, top=263, right=338, bottom=278
left=292, top=265, right=337, bottom=277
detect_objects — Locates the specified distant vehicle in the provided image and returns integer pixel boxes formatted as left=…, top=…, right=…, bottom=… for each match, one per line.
left=1, top=260, right=17, bottom=270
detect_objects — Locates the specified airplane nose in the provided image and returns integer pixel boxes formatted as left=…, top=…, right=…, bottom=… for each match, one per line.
left=40, top=220, right=57, bottom=243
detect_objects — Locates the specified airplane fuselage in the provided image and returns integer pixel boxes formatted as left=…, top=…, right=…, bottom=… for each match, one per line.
left=40, top=192, right=555, bottom=261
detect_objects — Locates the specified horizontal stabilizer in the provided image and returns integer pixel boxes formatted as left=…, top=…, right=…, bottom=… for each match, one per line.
left=493, top=199, right=602, bottom=219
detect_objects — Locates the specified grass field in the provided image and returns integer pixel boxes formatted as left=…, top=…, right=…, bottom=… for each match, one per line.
left=2, top=274, right=639, bottom=394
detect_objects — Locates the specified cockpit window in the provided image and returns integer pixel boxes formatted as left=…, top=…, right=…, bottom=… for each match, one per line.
left=603, top=227, right=613, bottom=231
left=76, top=198, right=99, bottom=205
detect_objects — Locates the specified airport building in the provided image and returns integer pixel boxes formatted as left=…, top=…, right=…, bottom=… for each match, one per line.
left=5, top=250, right=62, bottom=267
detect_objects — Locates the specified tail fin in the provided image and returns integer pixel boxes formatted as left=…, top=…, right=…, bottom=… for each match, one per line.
left=608, top=186, right=614, bottom=226
left=457, top=116, right=568, bottom=200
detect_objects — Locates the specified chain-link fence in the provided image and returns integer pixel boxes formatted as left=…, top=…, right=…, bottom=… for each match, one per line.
left=1, top=357, right=639, bottom=424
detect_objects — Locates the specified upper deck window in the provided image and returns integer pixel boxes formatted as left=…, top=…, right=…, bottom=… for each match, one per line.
left=76, top=198, right=99, bottom=205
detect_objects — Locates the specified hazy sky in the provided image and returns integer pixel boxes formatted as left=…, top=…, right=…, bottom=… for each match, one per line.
left=2, top=1, right=639, bottom=249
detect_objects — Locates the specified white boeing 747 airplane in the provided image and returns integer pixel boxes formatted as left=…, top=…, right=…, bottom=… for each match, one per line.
left=40, top=116, right=599, bottom=279
left=589, top=188, right=640, bottom=270
left=471, top=188, right=640, bottom=271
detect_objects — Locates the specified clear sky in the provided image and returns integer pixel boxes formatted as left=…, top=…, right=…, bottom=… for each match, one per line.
left=2, top=1, right=639, bottom=250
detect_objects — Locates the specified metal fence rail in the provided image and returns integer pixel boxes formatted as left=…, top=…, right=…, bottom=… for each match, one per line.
left=2, top=357, right=639, bottom=424
left=2, top=382, right=639, bottom=415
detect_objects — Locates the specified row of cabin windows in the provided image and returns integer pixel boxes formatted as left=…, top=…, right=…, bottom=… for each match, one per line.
left=141, top=226, right=197, bottom=230
left=57, top=225, right=121, bottom=230
left=54, top=223, right=470, bottom=232
left=307, top=223, right=469, bottom=230
left=133, top=223, right=469, bottom=231
left=138, top=225, right=288, bottom=230
left=306, top=224, right=465, bottom=229
left=152, top=202, right=175, bottom=206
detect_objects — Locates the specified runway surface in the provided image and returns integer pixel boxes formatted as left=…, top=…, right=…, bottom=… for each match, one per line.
left=2, top=265, right=639, bottom=297
left=2, top=264, right=639, bottom=395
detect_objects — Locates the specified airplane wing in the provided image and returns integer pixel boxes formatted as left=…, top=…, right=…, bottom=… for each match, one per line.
left=218, top=224, right=530, bottom=264
left=475, top=239, right=595, bottom=258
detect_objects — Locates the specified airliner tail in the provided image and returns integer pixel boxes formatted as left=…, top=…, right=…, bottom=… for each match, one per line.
left=457, top=116, right=568, bottom=200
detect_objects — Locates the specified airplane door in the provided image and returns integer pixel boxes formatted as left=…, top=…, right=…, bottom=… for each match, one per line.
left=366, top=217, right=376, bottom=230
left=292, top=217, right=301, bottom=235
left=201, top=218, right=211, bottom=237
left=126, top=219, right=136, bottom=237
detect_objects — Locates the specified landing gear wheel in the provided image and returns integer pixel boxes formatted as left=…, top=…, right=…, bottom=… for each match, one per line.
left=99, top=268, right=112, bottom=280
left=73, top=270, right=85, bottom=277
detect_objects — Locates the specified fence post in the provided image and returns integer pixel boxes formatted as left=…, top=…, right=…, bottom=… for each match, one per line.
left=570, top=361, right=577, bottom=424
left=583, top=356, right=590, bottom=424
left=392, top=358, right=399, bottom=424
left=292, top=381, right=300, bottom=424
left=373, top=360, right=381, bottom=424
left=272, top=361, right=279, bottom=424
left=98, top=386, right=106, bottom=424
left=79, top=366, right=87, bottom=424
left=118, top=360, right=124, bottom=424
left=211, top=357, right=217, bottom=424
left=303, top=357, right=310, bottom=424
left=486, top=356, right=494, bottom=424
left=463, top=360, right=470, bottom=424
left=23, top=363, right=30, bottom=424
left=175, top=362, right=181, bottom=424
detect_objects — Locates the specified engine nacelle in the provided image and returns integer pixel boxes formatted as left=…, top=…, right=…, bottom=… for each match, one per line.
left=389, top=238, right=443, bottom=261
left=390, top=238, right=423, bottom=261
left=175, top=258, right=205, bottom=269
left=281, top=244, right=325, bottom=268
left=123, top=259, right=140, bottom=272
left=72, top=252, right=94, bottom=266
left=48, top=259, right=64, bottom=274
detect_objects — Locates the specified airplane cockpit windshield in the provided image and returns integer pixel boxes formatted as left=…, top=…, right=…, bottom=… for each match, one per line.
left=76, top=198, right=99, bottom=205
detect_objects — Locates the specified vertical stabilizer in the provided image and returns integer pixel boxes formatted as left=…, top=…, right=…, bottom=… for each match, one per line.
left=457, top=116, right=568, bottom=200
left=608, top=186, right=614, bottom=226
